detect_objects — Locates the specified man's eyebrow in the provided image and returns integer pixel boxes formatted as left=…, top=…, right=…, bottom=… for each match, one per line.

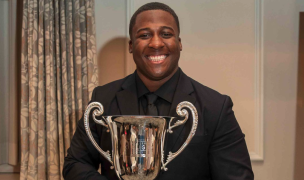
left=160, top=26, right=174, bottom=32
left=136, top=28, right=150, bottom=34
left=136, top=26, right=175, bottom=34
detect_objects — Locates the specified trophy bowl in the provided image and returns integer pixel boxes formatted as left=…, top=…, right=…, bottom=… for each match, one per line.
left=84, top=101, right=198, bottom=180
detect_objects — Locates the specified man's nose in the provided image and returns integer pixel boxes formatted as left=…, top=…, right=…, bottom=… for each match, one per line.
left=148, top=35, right=164, bottom=49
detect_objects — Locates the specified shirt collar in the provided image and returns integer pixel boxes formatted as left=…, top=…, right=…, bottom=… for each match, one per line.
left=135, top=72, right=150, bottom=98
left=135, top=68, right=180, bottom=103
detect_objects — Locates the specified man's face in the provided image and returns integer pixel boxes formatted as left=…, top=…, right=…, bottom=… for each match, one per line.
left=129, top=10, right=182, bottom=81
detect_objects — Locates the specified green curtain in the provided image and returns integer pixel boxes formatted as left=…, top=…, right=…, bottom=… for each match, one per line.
left=20, top=0, right=98, bottom=179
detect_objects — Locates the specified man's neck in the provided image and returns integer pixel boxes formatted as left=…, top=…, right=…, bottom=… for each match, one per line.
left=137, top=68, right=178, bottom=92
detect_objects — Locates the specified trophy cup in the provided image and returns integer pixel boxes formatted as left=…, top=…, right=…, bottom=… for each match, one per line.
left=84, top=101, right=198, bottom=180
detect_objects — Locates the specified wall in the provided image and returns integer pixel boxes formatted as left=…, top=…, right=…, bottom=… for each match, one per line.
left=252, top=0, right=303, bottom=179
left=94, top=0, right=304, bottom=179
left=95, top=0, right=127, bottom=86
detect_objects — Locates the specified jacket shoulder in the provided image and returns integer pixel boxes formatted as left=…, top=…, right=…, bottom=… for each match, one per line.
left=188, top=77, right=233, bottom=134
left=91, top=73, right=134, bottom=102
left=189, top=77, right=228, bottom=104
left=92, top=79, right=123, bottom=99
left=188, top=76, right=231, bottom=118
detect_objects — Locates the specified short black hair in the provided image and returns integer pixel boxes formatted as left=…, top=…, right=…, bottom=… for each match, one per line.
left=129, top=2, right=180, bottom=38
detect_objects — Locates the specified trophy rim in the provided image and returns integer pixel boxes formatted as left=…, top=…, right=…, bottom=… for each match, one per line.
left=101, top=115, right=175, bottom=119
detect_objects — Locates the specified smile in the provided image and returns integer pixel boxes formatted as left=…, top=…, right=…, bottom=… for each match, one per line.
left=147, top=55, right=167, bottom=63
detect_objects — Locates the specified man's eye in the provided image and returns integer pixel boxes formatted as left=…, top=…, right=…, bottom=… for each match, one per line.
left=139, top=34, right=150, bottom=38
left=162, top=33, right=173, bottom=38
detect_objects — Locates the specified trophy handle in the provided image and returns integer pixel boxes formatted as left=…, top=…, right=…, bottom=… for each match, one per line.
left=161, top=101, right=198, bottom=171
left=84, top=102, right=113, bottom=166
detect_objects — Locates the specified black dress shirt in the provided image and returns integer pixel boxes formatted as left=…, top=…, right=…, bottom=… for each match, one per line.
left=135, top=69, right=180, bottom=116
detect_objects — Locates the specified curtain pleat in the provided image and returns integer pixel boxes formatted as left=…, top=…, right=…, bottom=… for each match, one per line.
left=37, top=0, right=46, bottom=179
left=28, top=0, right=39, bottom=179
left=73, top=0, right=83, bottom=122
left=58, top=0, right=68, bottom=173
left=66, top=0, right=77, bottom=138
left=86, top=0, right=98, bottom=99
left=20, top=0, right=98, bottom=179
left=20, top=0, right=29, bottom=177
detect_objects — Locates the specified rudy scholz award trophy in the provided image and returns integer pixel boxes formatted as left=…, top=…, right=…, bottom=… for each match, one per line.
left=84, top=101, right=198, bottom=180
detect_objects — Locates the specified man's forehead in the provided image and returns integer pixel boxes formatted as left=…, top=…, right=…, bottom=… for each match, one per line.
left=133, top=10, right=177, bottom=30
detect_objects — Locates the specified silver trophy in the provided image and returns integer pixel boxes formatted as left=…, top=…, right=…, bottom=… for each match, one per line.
left=84, top=101, right=198, bottom=180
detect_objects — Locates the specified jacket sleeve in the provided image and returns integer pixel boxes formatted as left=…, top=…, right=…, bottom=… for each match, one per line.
left=63, top=88, right=109, bottom=180
left=209, top=96, right=254, bottom=180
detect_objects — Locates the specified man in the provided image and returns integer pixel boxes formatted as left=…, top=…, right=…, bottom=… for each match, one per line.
left=63, top=2, right=254, bottom=180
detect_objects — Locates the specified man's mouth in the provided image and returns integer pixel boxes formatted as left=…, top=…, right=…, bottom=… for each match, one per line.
left=146, top=55, right=168, bottom=63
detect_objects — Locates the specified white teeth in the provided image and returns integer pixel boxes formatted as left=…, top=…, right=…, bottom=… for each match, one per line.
left=147, top=55, right=167, bottom=62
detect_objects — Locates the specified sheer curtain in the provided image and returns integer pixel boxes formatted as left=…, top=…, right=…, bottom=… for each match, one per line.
left=20, top=0, right=98, bottom=179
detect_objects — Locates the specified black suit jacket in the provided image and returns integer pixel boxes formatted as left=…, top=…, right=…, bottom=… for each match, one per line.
left=63, top=69, right=254, bottom=180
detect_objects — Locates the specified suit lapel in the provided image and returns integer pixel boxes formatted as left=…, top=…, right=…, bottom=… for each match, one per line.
left=167, top=70, right=197, bottom=152
left=169, top=70, right=196, bottom=119
left=116, top=73, right=139, bottom=115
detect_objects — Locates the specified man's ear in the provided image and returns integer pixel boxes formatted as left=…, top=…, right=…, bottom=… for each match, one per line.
left=129, top=40, right=133, bottom=53
left=179, top=37, right=182, bottom=51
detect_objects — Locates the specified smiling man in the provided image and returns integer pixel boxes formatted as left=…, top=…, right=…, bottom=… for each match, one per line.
left=63, top=2, right=254, bottom=180
left=129, top=8, right=182, bottom=92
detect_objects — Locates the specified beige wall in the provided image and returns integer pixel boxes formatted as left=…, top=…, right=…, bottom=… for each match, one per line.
left=252, top=0, right=303, bottom=179
left=95, top=0, right=127, bottom=86
left=95, top=0, right=304, bottom=179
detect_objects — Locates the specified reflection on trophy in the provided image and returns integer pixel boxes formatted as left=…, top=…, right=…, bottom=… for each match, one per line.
left=84, top=101, right=198, bottom=180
